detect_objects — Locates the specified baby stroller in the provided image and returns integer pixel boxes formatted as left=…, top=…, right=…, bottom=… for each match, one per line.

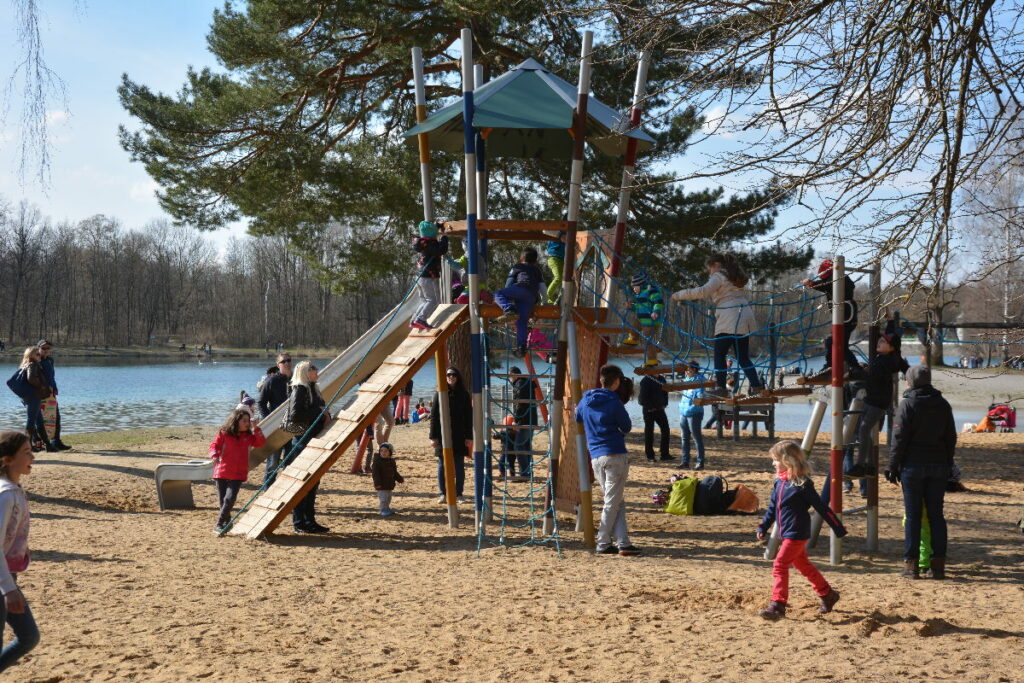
left=985, top=402, right=1016, bottom=432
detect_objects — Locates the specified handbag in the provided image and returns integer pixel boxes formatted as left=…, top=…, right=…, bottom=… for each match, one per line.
left=281, top=392, right=310, bottom=434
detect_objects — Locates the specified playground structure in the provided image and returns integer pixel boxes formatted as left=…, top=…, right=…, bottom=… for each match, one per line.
left=172, top=28, right=910, bottom=566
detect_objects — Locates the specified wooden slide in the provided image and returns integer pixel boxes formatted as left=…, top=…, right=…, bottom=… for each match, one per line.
left=228, top=304, right=469, bottom=539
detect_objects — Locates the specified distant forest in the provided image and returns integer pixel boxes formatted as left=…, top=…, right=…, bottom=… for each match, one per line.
left=0, top=202, right=407, bottom=349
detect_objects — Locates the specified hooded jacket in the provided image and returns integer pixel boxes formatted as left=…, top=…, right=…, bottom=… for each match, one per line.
left=39, top=356, right=58, bottom=394
left=0, top=478, right=30, bottom=595
left=678, top=373, right=706, bottom=418
left=413, top=235, right=449, bottom=279
left=757, top=472, right=847, bottom=541
left=430, top=386, right=473, bottom=457
left=208, top=427, right=266, bottom=481
left=671, top=271, right=756, bottom=336
left=511, top=376, right=538, bottom=425
left=889, top=385, right=957, bottom=471
left=504, top=262, right=545, bottom=303
left=807, top=272, right=858, bottom=325
left=371, top=457, right=405, bottom=491
left=849, top=352, right=908, bottom=409
left=575, top=388, right=632, bottom=459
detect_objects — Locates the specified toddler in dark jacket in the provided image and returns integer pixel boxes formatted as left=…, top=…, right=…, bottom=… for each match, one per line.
left=756, top=440, right=847, bottom=619
left=371, top=442, right=404, bottom=517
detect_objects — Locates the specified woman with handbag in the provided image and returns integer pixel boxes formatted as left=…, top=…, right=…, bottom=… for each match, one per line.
left=284, top=361, right=330, bottom=534
left=17, top=349, right=53, bottom=453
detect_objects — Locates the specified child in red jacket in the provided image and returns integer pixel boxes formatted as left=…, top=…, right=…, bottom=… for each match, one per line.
left=756, top=440, right=847, bottom=619
left=209, top=409, right=266, bottom=532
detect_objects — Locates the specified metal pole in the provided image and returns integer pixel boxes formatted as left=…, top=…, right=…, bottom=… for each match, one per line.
left=767, top=399, right=826, bottom=560
left=568, top=320, right=595, bottom=548
left=411, top=47, right=434, bottom=222
left=547, top=29, right=593, bottom=536
left=829, top=255, right=845, bottom=565
left=473, top=62, right=493, bottom=522
left=460, top=29, right=487, bottom=534
left=866, top=263, right=882, bottom=552
left=598, top=50, right=651, bottom=371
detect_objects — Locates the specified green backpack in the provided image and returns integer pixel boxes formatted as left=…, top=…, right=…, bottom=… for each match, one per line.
left=664, top=477, right=699, bottom=516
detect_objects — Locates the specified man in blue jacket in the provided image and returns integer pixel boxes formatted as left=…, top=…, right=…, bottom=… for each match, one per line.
left=37, top=340, right=71, bottom=451
left=575, top=364, right=641, bottom=556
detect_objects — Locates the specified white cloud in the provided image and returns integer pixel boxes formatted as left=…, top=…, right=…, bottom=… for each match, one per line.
left=701, top=104, right=736, bottom=139
left=46, top=110, right=70, bottom=126
left=129, top=179, right=160, bottom=202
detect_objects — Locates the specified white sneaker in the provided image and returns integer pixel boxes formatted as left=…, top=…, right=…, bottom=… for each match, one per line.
left=437, top=495, right=446, bottom=504
left=457, top=496, right=470, bottom=504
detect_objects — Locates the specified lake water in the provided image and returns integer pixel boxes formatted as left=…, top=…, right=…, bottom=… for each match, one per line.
left=0, top=356, right=973, bottom=435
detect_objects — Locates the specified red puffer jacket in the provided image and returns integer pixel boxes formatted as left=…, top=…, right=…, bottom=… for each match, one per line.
left=208, top=427, right=266, bottom=481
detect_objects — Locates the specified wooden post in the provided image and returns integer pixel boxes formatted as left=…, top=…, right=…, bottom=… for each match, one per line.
left=568, top=320, right=596, bottom=548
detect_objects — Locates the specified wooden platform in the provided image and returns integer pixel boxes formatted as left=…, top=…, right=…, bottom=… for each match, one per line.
left=765, top=386, right=815, bottom=397
left=480, top=303, right=561, bottom=320
left=608, top=345, right=645, bottom=355
left=633, top=362, right=693, bottom=376
left=228, top=304, right=469, bottom=539
left=443, top=219, right=570, bottom=241
left=662, top=379, right=717, bottom=392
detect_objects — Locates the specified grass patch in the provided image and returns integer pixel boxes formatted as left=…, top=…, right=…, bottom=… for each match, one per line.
left=69, top=426, right=216, bottom=449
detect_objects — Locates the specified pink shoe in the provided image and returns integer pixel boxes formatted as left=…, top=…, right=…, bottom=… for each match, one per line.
left=410, top=320, right=428, bottom=330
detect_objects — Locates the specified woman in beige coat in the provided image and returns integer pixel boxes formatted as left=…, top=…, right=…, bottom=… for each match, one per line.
left=671, top=253, right=764, bottom=398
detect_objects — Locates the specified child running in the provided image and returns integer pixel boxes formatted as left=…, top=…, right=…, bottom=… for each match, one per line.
left=371, top=442, right=404, bottom=516
left=411, top=220, right=449, bottom=330
left=494, top=247, right=546, bottom=355
left=0, top=431, right=40, bottom=672
left=208, top=408, right=266, bottom=533
left=756, top=440, right=847, bottom=620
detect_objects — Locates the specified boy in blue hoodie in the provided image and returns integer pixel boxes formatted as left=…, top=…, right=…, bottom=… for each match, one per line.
left=575, top=364, right=641, bottom=556
left=494, top=247, right=546, bottom=355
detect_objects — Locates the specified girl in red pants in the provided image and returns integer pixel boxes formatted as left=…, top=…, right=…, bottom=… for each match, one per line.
left=756, top=440, right=848, bottom=619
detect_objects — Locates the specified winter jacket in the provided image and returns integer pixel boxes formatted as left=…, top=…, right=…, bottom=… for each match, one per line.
left=286, top=383, right=327, bottom=432
left=0, top=478, right=30, bottom=595
left=39, top=356, right=58, bottom=394
left=208, top=427, right=266, bottom=481
left=807, top=273, right=858, bottom=326
left=638, top=375, right=668, bottom=412
left=678, top=373, right=706, bottom=418
left=511, top=377, right=538, bottom=426
left=575, top=388, right=632, bottom=459
left=546, top=239, right=565, bottom=260
left=430, top=387, right=473, bottom=457
left=889, top=385, right=957, bottom=471
left=413, top=235, right=449, bottom=279
left=757, top=472, right=847, bottom=541
left=24, top=362, right=51, bottom=400
left=632, top=286, right=664, bottom=326
left=671, top=271, right=756, bottom=336
left=257, top=372, right=290, bottom=419
left=371, top=457, right=405, bottom=491
left=849, top=352, right=908, bottom=409
left=504, top=262, right=545, bottom=303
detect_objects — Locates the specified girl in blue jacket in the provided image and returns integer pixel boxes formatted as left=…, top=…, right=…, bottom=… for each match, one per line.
left=755, top=440, right=847, bottom=619
left=677, top=361, right=706, bottom=470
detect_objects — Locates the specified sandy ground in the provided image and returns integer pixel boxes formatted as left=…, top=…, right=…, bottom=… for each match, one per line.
left=928, top=367, right=1024, bottom=410
left=9, top=421, right=1024, bottom=682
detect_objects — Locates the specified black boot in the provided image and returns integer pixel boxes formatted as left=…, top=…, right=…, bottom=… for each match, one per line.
left=759, top=601, right=787, bottom=620
left=930, top=557, right=946, bottom=580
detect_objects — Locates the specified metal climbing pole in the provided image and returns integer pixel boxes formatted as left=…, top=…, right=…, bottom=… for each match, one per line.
left=829, top=254, right=846, bottom=565
left=866, top=262, right=882, bottom=552
left=547, top=29, right=593, bottom=537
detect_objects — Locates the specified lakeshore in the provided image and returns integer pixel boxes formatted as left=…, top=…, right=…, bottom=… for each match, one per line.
left=12, top=422, right=1024, bottom=681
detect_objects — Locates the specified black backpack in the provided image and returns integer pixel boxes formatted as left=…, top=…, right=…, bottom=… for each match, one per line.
left=694, top=475, right=728, bottom=515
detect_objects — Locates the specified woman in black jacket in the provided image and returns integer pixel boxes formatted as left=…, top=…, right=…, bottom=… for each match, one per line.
left=429, top=366, right=473, bottom=502
left=286, top=361, right=330, bottom=533
left=19, top=347, right=53, bottom=452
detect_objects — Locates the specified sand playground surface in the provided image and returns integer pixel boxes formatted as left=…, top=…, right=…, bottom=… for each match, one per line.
left=12, top=416, right=1024, bottom=682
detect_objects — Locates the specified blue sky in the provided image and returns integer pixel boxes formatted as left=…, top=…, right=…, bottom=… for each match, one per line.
left=0, top=1, right=243, bottom=246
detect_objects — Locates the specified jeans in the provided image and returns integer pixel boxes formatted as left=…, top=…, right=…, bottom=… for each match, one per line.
left=493, top=286, right=537, bottom=347
left=712, top=334, right=762, bottom=391
left=436, top=447, right=466, bottom=497
left=513, top=427, right=533, bottom=477
left=21, top=398, right=46, bottom=443
left=771, top=539, right=831, bottom=603
left=679, top=414, right=705, bottom=466
left=823, top=320, right=860, bottom=371
left=289, top=435, right=320, bottom=529
left=592, top=454, right=631, bottom=550
left=414, top=276, right=440, bottom=323
left=497, top=433, right=517, bottom=476
left=547, top=256, right=564, bottom=303
left=0, top=592, right=39, bottom=672
left=643, top=409, right=670, bottom=460
left=214, top=478, right=242, bottom=528
left=901, top=463, right=949, bottom=562
left=377, top=490, right=394, bottom=514
left=855, top=403, right=886, bottom=464
left=263, top=445, right=286, bottom=488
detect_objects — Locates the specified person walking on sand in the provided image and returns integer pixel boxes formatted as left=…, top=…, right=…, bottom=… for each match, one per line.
left=16, top=349, right=53, bottom=453
left=670, top=253, right=765, bottom=399
left=575, top=364, right=641, bottom=557
left=0, top=431, right=41, bottom=672
left=756, top=440, right=847, bottom=620
left=638, top=373, right=671, bottom=462
left=36, top=340, right=70, bottom=451
left=257, top=353, right=292, bottom=486
left=208, top=409, right=266, bottom=533
left=886, top=365, right=956, bottom=580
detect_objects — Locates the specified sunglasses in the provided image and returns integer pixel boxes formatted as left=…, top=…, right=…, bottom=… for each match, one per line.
left=279, top=359, right=292, bottom=364
left=446, top=372, right=457, bottom=377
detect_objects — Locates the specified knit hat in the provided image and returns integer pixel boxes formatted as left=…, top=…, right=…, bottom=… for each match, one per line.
left=817, top=259, right=834, bottom=276
left=509, top=366, right=522, bottom=376
left=419, top=220, right=439, bottom=238
left=630, top=272, right=648, bottom=287
left=378, top=442, right=394, bottom=456
left=907, top=365, right=931, bottom=388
